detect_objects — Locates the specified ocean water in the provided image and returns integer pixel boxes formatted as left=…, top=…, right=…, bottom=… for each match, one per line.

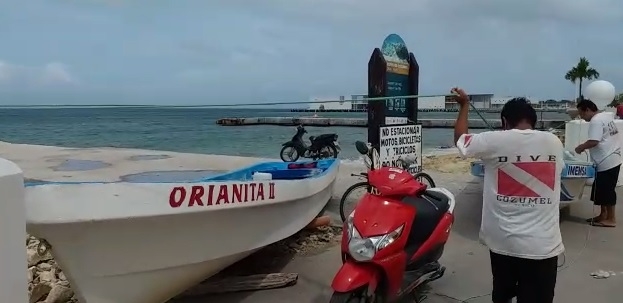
left=0, top=107, right=568, bottom=160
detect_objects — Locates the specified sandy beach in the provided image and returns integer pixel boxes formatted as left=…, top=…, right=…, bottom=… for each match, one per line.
left=3, top=140, right=475, bottom=303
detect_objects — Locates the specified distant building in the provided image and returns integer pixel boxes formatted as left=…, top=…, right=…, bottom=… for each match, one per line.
left=306, top=93, right=496, bottom=111
left=444, top=94, right=494, bottom=110
left=303, top=93, right=574, bottom=112
left=307, top=94, right=367, bottom=111
left=537, top=99, right=574, bottom=109
left=490, top=96, right=514, bottom=109
left=490, top=96, right=541, bottom=109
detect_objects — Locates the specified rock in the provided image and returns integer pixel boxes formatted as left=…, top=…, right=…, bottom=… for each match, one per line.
left=38, top=263, right=53, bottom=271
left=44, top=285, right=73, bottom=303
left=58, top=271, right=67, bottom=281
left=28, top=266, right=36, bottom=282
left=26, top=235, right=75, bottom=303
left=29, top=283, right=52, bottom=303
left=39, top=269, right=57, bottom=283
left=27, top=248, right=53, bottom=267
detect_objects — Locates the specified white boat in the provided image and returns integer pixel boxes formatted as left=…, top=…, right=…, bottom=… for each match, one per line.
left=25, top=158, right=339, bottom=303
left=469, top=153, right=595, bottom=206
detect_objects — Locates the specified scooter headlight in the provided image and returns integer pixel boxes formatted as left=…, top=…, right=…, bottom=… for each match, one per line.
left=375, top=224, right=404, bottom=251
left=346, top=212, right=404, bottom=262
left=348, top=229, right=376, bottom=261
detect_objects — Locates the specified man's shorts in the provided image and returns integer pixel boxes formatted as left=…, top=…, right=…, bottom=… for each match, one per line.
left=490, top=251, right=558, bottom=303
left=591, top=164, right=621, bottom=206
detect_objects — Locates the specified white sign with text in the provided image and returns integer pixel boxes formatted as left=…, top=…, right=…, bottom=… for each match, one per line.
left=379, top=124, right=422, bottom=174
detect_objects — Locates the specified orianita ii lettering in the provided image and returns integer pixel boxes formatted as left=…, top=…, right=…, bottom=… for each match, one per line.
left=169, top=182, right=276, bottom=208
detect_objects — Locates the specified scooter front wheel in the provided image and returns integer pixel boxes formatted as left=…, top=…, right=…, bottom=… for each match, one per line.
left=280, top=146, right=300, bottom=162
left=330, top=289, right=380, bottom=303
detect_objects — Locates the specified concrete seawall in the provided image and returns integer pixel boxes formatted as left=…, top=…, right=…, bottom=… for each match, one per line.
left=216, top=117, right=566, bottom=129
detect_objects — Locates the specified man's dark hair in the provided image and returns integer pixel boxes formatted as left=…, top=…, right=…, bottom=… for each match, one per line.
left=576, top=98, right=598, bottom=112
left=500, top=97, right=537, bottom=129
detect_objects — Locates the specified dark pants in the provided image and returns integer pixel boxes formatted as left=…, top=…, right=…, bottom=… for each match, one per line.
left=490, top=251, right=558, bottom=303
left=591, top=164, right=621, bottom=206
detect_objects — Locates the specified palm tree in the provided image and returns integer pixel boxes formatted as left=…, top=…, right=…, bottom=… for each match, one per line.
left=608, top=93, right=623, bottom=107
left=564, top=57, right=600, bottom=99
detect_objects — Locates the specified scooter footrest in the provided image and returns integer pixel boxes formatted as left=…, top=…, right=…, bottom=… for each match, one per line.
left=428, top=266, right=446, bottom=282
left=401, top=262, right=445, bottom=295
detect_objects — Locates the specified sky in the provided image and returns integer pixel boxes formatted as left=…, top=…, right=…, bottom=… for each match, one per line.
left=0, top=0, right=622, bottom=105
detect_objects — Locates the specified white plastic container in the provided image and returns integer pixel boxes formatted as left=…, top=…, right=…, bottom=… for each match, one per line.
left=252, top=172, right=273, bottom=181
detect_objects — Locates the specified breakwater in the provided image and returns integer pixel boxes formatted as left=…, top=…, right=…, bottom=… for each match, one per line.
left=216, top=117, right=566, bottom=129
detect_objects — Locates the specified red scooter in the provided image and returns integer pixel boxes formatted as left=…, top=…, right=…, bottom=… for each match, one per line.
left=330, top=143, right=456, bottom=303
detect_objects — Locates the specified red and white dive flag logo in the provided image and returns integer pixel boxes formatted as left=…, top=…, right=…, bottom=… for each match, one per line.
left=497, top=162, right=556, bottom=197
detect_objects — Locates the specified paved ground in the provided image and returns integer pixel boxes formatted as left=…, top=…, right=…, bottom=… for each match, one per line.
left=176, top=173, right=623, bottom=303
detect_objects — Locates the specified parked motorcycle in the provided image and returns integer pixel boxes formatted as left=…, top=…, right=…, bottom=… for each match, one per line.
left=330, top=142, right=455, bottom=303
left=280, top=125, right=340, bottom=162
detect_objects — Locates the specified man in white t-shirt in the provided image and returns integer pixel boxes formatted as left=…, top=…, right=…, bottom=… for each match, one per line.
left=575, top=99, right=621, bottom=227
left=453, top=88, right=564, bottom=303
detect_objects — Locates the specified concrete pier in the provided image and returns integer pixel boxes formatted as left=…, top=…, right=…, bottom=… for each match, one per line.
left=290, top=108, right=567, bottom=114
left=216, top=117, right=566, bottom=129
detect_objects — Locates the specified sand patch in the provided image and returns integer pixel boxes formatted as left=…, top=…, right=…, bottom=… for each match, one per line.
left=423, top=153, right=476, bottom=174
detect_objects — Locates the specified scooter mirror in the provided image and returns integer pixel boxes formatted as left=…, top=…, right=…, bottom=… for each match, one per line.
left=355, top=141, right=369, bottom=155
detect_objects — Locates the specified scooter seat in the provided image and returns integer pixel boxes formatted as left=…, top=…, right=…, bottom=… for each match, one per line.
left=401, top=190, right=451, bottom=250
left=310, top=134, right=335, bottom=143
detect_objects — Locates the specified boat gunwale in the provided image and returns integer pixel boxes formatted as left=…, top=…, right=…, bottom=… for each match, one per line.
left=24, top=158, right=340, bottom=187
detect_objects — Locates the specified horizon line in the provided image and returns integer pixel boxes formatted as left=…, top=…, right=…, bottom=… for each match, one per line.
left=0, top=104, right=304, bottom=108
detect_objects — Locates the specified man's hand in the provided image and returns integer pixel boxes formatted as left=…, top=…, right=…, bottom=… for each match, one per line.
left=451, top=87, right=470, bottom=106
left=453, top=87, right=470, bottom=144
left=575, top=140, right=598, bottom=154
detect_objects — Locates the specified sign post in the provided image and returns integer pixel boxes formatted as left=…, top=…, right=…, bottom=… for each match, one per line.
left=368, top=34, right=421, bottom=172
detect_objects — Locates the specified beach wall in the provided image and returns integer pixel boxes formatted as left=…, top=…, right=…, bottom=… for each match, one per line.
left=565, top=117, right=623, bottom=185
left=0, top=158, right=27, bottom=303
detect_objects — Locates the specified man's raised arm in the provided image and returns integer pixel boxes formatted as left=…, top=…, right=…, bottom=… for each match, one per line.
left=453, top=87, right=470, bottom=144
left=452, top=87, right=495, bottom=159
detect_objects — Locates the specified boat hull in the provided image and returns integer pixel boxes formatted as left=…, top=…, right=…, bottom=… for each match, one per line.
left=470, top=160, right=595, bottom=205
left=26, top=159, right=339, bottom=303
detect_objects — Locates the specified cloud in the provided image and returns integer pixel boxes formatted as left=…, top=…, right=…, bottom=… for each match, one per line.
left=3, top=0, right=623, bottom=104
left=0, top=61, right=76, bottom=87
left=39, top=62, right=75, bottom=85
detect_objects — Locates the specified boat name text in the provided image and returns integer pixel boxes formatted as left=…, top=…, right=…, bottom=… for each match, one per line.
left=566, top=165, right=587, bottom=177
left=169, top=182, right=276, bottom=208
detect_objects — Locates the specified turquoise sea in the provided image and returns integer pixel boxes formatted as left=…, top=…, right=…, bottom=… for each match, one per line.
left=0, top=107, right=568, bottom=159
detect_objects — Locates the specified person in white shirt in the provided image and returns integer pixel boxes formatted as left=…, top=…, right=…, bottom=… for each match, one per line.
left=453, top=88, right=564, bottom=303
left=575, top=99, right=621, bottom=227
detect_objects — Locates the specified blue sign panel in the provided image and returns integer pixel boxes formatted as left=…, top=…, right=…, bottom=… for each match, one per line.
left=563, top=164, right=595, bottom=178
left=381, top=34, right=410, bottom=124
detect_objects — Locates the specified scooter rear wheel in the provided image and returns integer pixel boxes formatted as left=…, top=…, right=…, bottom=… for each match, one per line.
left=318, top=145, right=338, bottom=159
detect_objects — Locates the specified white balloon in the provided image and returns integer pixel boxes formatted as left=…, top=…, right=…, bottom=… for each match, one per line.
left=585, top=80, right=615, bottom=109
